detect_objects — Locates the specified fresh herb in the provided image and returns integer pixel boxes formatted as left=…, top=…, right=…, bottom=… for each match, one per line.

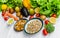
left=45, top=23, right=55, bottom=33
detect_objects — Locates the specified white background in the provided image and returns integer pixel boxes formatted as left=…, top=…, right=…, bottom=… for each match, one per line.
left=0, top=12, right=60, bottom=38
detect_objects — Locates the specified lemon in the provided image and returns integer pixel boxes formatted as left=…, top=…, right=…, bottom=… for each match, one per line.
left=35, top=7, right=40, bottom=13
left=49, top=17, right=56, bottom=24
left=2, top=4, right=7, bottom=10
left=7, top=18, right=14, bottom=25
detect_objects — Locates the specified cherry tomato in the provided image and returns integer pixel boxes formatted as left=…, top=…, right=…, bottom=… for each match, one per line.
left=45, top=20, right=49, bottom=25
left=4, top=17, right=8, bottom=21
left=2, top=12, right=5, bottom=16
left=51, top=14, right=56, bottom=18
left=35, top=13, right=40, bottom=17
left=2, top=11, right=6, bottom=16
left=43, top=29, right=48, bottom=36
left=29, top=15, right=34, bottom=19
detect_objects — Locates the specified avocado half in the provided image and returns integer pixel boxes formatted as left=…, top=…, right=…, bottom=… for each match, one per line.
left=24, top=18, right=43, bottom=34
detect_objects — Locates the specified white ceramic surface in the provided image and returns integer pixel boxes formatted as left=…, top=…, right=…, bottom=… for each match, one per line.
left=0, top=12, right=60, bottom=38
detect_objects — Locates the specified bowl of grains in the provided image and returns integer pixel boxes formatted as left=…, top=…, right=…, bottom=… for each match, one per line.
left=24, top=18, right=43, bottom=34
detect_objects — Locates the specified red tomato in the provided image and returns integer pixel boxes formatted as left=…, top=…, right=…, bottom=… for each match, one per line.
left=45, top=20, right=49, bottom=25
left=35, top=13, right=40, bottom=17
left=43, top=29, right=48, bottom=36
left=2, top=11, right=6, bottom=16
left=29, top=15, right=34, bottom=19
left=2, top=12, right=5, bottom=16
left=4, top=17, right=8, bottom=21
left=51, top=14, right=56, bottom=18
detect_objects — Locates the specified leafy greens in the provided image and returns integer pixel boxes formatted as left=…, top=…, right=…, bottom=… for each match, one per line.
left=30, top=0, right=60, bottom=17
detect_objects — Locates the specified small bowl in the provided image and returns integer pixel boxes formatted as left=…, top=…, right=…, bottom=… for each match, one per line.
left=14, top=19, right=28, bottom=32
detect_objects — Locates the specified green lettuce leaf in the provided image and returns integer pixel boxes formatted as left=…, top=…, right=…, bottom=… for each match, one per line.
left=0, top=0, right=8, bottom=3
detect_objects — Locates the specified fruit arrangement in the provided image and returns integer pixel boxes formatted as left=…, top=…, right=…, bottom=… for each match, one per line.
left=0, top=0, right=60, bottom=36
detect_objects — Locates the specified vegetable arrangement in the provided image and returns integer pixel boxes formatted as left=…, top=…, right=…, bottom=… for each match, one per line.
left=0, top=0, right=60, bottom=36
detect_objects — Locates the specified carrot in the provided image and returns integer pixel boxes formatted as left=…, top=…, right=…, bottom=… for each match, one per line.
left=6, top=12, right=19, bottom=21
left=4, top=13, right=7, bottom=17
